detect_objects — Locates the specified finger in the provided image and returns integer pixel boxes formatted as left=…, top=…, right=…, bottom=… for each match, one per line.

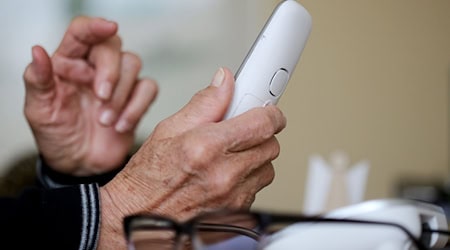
left=208, top=161, right=275, bottom=210
left=54, top=16, right=118, bottom=58
left=114, top=78, right=158, bottom=133
left=23, top=46, right=55, bottom=117
left=220, top=105, right=286, bottom=152
left=88, top=35, right=122, bottom=100
left=231, top=162, right=275, bottom=208
left=98, top=52, right=140, bottom=126
left=238, top=162, right=275, bottom=209
left=227, top=136, right=280, bottom=176
left=249, top=162, right=276, bottom=193
left=51, top=56, right=95, bottom=84
left=156, top=67, right=234, bottom=138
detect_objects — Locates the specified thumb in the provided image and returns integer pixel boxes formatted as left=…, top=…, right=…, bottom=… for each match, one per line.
left=162, top=67, right=234, bottom=135
left=23, top=46, right=55, bottom=119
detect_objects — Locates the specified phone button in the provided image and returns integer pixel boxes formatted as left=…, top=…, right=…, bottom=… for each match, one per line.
left=269, top=69, right=289, bottom=97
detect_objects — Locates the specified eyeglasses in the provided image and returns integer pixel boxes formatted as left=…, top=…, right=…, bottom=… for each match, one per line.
left=123, top=209, right=449, bottom=250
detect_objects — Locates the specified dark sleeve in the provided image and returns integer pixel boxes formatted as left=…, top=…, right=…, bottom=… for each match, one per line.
left=36, top=156, right=125, bottom=188
left=0, top=183, right=100, bottom=250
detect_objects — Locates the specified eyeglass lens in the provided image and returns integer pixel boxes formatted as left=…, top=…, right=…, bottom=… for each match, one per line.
left=127, top=213, right=429, bottom=250
left=129, top=229, right=178, bottom=250
left=197, top=212, right=260, bottom=250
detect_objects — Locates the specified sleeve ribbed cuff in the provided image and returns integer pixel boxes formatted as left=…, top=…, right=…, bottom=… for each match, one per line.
left=77, top=183, right=101, bottom=250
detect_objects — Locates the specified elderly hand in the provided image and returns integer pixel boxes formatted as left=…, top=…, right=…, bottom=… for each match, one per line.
left=98, top=67, right=287, bottom=248
left=23, top=17, right=158, bottom=176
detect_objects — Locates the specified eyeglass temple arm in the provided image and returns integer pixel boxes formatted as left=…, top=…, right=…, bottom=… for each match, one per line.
left=259, top=214, right=428, bottom=250
left=196, top=223, right=261, bottom=240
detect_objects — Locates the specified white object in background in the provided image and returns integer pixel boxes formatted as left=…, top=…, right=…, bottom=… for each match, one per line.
left=261, top=199, right=449, bottom=250
left=303, top=151, right=370, bottom=215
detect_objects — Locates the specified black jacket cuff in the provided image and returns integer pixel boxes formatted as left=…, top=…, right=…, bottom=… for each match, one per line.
left=37, top=155, right=127, bottom=188
left=0, top=183, right=100, bottom=250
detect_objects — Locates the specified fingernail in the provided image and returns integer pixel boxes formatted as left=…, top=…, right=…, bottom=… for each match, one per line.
left=211, top=68, right=225, bottom=87
left=100, top=109, right=116, bottom=126
left=115, top=119, right=132, bottom=133
left=98, top=81, right=112, bottom=100
left=102, top=18, right=117, bottom=27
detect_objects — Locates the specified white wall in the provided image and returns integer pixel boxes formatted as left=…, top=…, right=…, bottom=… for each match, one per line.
left=0, top=0, right=69, bottom=173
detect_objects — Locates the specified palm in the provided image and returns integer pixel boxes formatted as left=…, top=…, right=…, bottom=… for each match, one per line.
left=24, top=18, right=156, bottom=176
left=32, top=69, right=133, bottom=175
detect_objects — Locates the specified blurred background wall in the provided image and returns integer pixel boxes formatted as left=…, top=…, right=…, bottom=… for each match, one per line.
left=253, top=0, right=450, bottom=212
left=0, top=0, right=449, bottom=213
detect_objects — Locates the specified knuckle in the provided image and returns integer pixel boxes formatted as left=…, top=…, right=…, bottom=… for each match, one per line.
left=68, top=16, right=90, bottom=34
left=255, top=109, right=277, bottom=138
left=70, top=15, right=86, bottom=25
left=190, top=87, right=217, bottom=110
left=111, top=35, right=122, bottom=47
left=22, top=65, right=32, bottom=83
left=23, top=106, right=34, bottom=122
left=270, top=137, right=281, bottom=160
left=154, top=119, right=170, bottom=133
left=262, top=164, right=276, bottom=185
left=259, top=106, right=286, bottom=133
left=121, top=112, right=139, bottom=125
left=209, top=172, right=234, bottom=196
left=183, top=136, right=212, bottom=170
left=122, top=52, right=142, bottom=71
left=142, top=78, right=159, bottom=92
left=191, top=88, right=208, bottom=103
left=141, top=79, right=159, bottom=102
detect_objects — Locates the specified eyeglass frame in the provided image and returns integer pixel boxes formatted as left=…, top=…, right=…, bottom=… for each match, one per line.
left=123, top=209, right=449, bottom=250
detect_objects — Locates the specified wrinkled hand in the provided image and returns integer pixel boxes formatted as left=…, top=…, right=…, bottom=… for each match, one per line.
left=98, top=68, right=287, bottom=248
left=23, top=17, right=158, bottom=176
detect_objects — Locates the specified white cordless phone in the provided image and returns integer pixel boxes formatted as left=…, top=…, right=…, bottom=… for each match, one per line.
left=223, top=0, right=312, bottom=119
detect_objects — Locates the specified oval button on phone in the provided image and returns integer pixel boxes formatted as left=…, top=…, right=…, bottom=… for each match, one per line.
left=269, top=69, right=289, bottom=97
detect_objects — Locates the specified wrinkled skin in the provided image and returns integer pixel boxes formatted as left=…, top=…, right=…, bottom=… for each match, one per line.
left=23, top=16, right=287, bottom=250
left=99, top=67, right=286, bottom=249
left=23, top=16, right=158, bottom=176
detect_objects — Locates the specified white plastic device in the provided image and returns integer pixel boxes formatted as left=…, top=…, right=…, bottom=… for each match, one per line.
left=223, top=0, right=312, bottom=119
left=261, top=199, right=449, bottom=250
